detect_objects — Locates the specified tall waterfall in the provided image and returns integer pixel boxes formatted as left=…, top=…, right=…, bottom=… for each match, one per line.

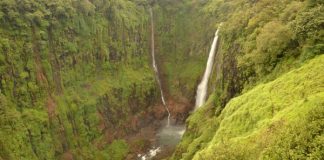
left=150, top=8, right=171, bottom=126
left=195, top=28, right=220, bottom=108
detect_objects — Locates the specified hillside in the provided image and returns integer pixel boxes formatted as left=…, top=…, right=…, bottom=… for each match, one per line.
left=169, top=0, right=323, bottom=159
left=172, top=55, right=324, bottom=159
left=0, top=0, right=323, bottom=160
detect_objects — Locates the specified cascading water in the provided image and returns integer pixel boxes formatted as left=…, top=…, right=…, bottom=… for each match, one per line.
left=195, top=27, right=221, bottom=109
left=140, top=27, right=221, bottom=160
left=142, top=9, right=220, bottom=160
left=139, top=8, right=174, bottom=160
left=150, top=8, right=171, bottom=126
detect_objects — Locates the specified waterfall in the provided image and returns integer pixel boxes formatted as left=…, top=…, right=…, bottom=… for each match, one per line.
left=195, top=28, right=221, bottom=109
left=150, top=8, right=171, bottom=126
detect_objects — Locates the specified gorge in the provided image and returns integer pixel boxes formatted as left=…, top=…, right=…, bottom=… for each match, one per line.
left=0, top=0, right=323, bottom=160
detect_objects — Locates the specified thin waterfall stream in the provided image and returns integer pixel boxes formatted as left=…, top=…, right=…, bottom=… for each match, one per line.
left=139, top=8, right=185, bottom=160
left=150, top=8, right=171, bottom=126
left=140, top=8, right=221, bottom=160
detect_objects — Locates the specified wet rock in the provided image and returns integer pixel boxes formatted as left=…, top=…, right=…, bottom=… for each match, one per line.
left=167, top=98, right=192, bottom=124
left=152, top=104, right=167, bottom=120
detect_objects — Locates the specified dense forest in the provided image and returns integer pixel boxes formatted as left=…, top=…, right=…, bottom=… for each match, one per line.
left=0, top=0, right=159, bottom=159
left=0, top=0, right=323, bottom=160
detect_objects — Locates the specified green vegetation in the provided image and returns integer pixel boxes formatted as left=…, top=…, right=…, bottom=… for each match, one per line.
left=174, top=55, right=324, bottom=159
left=0, top=0, right=157, bottom=159
left=0, top=0, right=323, bottom=159
left=170, top=0, right=324, bottom=159
left=153, top=0, right=216, bottom=99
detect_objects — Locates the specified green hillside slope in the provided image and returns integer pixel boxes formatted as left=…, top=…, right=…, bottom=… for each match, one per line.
left=173, top=55, right=324, bottom=159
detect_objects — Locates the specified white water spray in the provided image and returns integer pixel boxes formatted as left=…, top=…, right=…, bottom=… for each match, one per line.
left=195, top=27, right=221, bottom=108
left=139, top=147, right=161, bottom=160
left=150, top=8, right=171, bottom=126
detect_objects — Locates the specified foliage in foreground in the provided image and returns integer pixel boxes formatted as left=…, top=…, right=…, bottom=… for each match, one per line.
left=172, top=55, right=324, bottom=160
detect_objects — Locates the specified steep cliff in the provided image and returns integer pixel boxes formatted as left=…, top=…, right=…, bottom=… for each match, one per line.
left=0, top=0, right=159, bottom=159
left=170, top=0, right=324, bottom=159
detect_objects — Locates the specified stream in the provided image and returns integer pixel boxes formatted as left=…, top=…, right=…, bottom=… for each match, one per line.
left=139, top=120, right=185, bottom=160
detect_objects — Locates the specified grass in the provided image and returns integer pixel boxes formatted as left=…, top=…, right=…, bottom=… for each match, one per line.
left=173, top=54, right=324, bottom=160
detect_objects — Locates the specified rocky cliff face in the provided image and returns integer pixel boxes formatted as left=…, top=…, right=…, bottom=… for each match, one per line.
left=0, top=1, right=163, bottom=159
